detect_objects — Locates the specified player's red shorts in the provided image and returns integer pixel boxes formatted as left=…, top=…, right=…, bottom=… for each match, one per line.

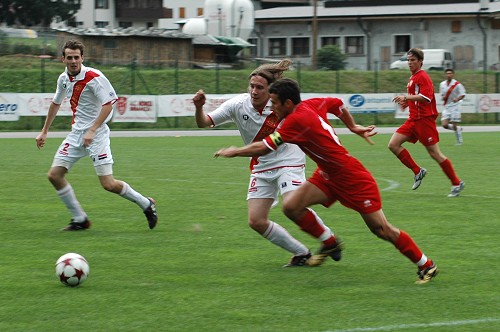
left=308, top=157, right=382, bottom=214
left=396, top=115, right=440, bottom=146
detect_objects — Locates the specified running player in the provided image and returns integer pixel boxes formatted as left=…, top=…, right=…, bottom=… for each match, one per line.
left=35, top=40, right=157, bottom=230
left=391, top=48, right=465, bottom=197
left=439, top=68, right=466, bottom=145
left=214, top=78, right=438, bottom=284
left=193, top=60, right=337, bottom=267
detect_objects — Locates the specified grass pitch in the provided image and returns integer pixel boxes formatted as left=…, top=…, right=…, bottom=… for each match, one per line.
left=0, top=131, right=499, bottom=331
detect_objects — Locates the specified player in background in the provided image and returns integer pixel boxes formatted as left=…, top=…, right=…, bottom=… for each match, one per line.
left=391, top=48, right=465, bottom=197
left=35, top=40, right=158, bottom=231
left=214, top=78, right=438, bottom=284
left=439, top=68, right=466, bottom=145
left=193, top=60, right=337, bottom=267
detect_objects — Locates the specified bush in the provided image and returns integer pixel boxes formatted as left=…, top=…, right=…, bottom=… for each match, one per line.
left=317, top=45, right=347, bottom=70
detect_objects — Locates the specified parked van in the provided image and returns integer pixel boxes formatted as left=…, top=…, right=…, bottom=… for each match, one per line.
left=390, top=49, right=454, bottom=70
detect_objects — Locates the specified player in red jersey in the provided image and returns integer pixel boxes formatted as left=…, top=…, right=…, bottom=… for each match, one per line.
left=391, top=48, right=464, bottom=197
left=215, top=78, right=438, bottom=284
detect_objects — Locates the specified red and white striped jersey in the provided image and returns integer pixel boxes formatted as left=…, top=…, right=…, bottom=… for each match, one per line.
left=208, top=93, right=305, bottom=173
left=53, top=64, right=117, bottom=130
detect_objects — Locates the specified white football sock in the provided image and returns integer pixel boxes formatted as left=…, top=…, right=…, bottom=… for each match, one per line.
left=119, top=181, right=150, bottom=210
left=263, top=221, right=309, bottom=255
left=57, top=184, right=87, bottom=222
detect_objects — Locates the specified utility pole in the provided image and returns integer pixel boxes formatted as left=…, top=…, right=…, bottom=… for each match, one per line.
left=311, top=0, right=318, bottom=70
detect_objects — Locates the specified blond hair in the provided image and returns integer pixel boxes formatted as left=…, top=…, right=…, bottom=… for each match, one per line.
left=248, top=59, right=293, bottom=84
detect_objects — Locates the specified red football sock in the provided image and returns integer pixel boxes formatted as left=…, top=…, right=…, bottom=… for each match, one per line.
left=397, top=148, right=421, bottom=174
left=395, top=230, right=432, bottom=268
left=296, top=209, right=335, bottom=245
left=439, top=158, right=460, bottom=185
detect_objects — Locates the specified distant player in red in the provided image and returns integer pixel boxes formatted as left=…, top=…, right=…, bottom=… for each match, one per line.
left=391, top=47, right=464, bottom=197
left=215, top=78, right=438, bottom=284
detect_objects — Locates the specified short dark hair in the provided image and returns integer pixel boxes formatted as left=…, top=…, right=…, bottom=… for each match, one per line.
left=62, top=40, right=84, bottom=57
left=407, top=48, right=424, bottom=61
left=269, top=78, right=302, bottom=105
left=445, top=68, right=454, bottom=73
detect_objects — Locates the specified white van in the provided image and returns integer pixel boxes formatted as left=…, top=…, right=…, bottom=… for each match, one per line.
left=390, top=49, right=454, bottom=70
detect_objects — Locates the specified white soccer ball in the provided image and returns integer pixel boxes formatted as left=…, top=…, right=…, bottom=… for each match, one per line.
left=55, top=253, right=90, bottom=287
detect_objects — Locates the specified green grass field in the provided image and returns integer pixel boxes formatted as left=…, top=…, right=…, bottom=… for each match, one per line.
left=0, top=130, right=499, bottom=331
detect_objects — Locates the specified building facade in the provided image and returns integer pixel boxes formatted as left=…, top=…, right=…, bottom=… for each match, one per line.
left=251, top=1, right=500, bottom=70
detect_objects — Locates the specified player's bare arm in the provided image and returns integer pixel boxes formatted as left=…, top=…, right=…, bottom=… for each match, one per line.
left=36, top=102, right=61, bottom=149
left=192, top=89, right=211, bottom=128
left=338, top=108, right=377, bottom=145
left=214, top=141, right=271, bottom=158
left=83, top=102, right=113, bottom=147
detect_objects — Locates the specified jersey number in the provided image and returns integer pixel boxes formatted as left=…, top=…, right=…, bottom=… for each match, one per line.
left=319, top=116, right=342, bottom=146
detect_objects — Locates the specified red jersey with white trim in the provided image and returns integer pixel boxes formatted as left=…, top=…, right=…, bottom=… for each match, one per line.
left=208, top=93, right=305, bottom=173
left=406, top=69, right=438, bottom=120
left=53, top=64, right=117, bottom=131
left=264, top=98, right=355, bottom=174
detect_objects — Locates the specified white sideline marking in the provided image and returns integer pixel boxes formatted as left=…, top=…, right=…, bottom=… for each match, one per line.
left=326, top=317, right=500, bottom=332
left=378, top=178, right=400, bottom=191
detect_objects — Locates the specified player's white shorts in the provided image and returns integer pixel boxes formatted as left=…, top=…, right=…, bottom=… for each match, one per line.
left=51, top=124, right=114, bottom=176
left=441, top=105, right=461, bottom=122
left=247, top=166, right=306, bottom=205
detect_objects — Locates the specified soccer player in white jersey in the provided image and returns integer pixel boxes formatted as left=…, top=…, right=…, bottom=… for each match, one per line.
left=192, top=60, right=340, bottom=267
left=35, top=40, right=158, bottom=231
left=439, top=69, right=466, bottom=145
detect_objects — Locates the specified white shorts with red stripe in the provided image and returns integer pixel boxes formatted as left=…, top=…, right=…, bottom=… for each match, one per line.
left=247, top=166, right=306, bottom=205
left=51, top=124, right=114, bottom=175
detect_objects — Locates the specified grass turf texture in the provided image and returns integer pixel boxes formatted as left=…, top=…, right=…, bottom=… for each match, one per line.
left=0, top=131, right=498, bottom=331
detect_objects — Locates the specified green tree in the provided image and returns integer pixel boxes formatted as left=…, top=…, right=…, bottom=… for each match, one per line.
left=317, top=45, right=348, bottom=70
left=0, top=0, right=81, bottom=27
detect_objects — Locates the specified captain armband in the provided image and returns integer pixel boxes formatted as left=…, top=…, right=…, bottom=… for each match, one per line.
left=269, top=132, right=284, bottom=146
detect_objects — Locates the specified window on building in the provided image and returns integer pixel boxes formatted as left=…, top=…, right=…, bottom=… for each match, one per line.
left=345, top=36, right=364, bottom=55
left=269, top=38, right=286, bottom=56
left=321, top=36, right=340, bottom=48
left=394, top=35, right=410, bottom=54
left=292, top=37, right=309, bottom=56
left=451, top=21, right=462, bottom=33
left=179, top=7, right=186, bottom=19
left=95, top=0, right=109, bottom=9
left=119, top=22, right=132, bottom=28
left=247, top=38, right=258, bottom=57
left=95, top=21, right=109, bottom=28
left=491, top=18, right=500, bottom=29
left=104, top=39, right=117, bottom=49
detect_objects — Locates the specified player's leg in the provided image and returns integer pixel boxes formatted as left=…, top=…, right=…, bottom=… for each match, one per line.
left=441, top=109, right=454, bottom=130
left=360, top=209, right=437, bottom=284
left=388, top=130, right=425, bottom=189
left=424, top=143, right=464, bottom=196
left=451, top=108, right=463, bottom=144
left=247, top=174, right=310, bottom=265
left=282, top=180, right=340, bottom=259
left=90, top=129, right=157, bottom=229
left=49, top=133, right=90, bottom=230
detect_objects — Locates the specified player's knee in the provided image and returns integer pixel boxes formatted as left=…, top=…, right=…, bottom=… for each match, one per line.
left=282, top=203, right=300, bottom=220
left=100, top=180, right=118, bottom=193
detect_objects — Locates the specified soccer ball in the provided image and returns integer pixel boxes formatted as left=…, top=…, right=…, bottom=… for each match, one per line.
left=55, top=253, right=90, bottom=287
